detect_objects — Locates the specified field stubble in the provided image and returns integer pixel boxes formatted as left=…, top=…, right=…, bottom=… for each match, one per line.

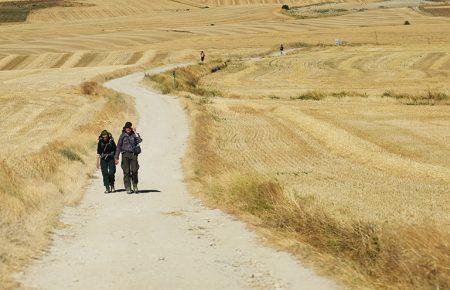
left=1, top=0, right=450, bottom=288
left=145, top=62, right=450, bottom=289
left=200, top=45, right=450, bottom=104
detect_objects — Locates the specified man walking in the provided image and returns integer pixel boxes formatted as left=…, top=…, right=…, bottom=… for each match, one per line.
left=115, top=122, right=142, bottom=194
left=200, top=50, right=205, bottom=63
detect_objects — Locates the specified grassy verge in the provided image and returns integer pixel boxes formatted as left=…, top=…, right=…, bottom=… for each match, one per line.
left=381, top=90, right=449, bottom=105
left=289, top=89, right=449, bottom=104
left=0, top=83, right=135, bottom=288
left=281, top=7, right=350, bottom=20
left=143, top=61, right=225, bottom=97
left=181, top=99, right=449, bottom=289
left=153, top=58, right=449, bottom=105
left=290, top=90, right=367, bottom=100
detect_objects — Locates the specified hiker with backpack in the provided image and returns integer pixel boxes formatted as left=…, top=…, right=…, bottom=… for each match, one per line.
left=200, top=50, right=205, bottom=63
left=115, top=122, right=142, bottom=194
left=97, top=130, right=117, bottom=193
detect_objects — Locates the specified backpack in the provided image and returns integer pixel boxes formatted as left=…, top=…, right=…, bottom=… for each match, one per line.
left=132, top=134, right=141, bottom=155
left=101, top=139, right=115, bottom=160
left=133, top=143, right=141, bottom=155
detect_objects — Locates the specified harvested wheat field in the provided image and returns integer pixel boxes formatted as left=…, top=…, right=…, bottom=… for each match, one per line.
left=1, top=0, right=449, bottom=289
left=202, top=44, right=450, bottom=99
left=146, top=58, right=450, bottom=288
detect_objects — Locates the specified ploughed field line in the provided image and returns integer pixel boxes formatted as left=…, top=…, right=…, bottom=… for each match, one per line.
left=0, top=50, right=148, bottom=70
left=204, top=46, right=450, bottom=96
left=208, top=99, right=450, bottom=225
left=3, top=3, right=449, bottom=54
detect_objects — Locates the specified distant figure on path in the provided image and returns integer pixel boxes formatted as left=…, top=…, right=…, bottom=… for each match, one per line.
left=200, top=50, right=205, bottom=63
left=280, top=44, right=284, bottom=55
left=115, top=122, right=143, bottom=194
left=97, top=130, right=117, bottom=193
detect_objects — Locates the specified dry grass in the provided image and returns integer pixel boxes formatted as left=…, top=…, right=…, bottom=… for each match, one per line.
left=144, top=46, right=450, bottom=287
left=0, top=83, right=135, bottom=288
left=201, top=46, right=450, bottom=102
left=0, top=7, right=28, bottom=22
left=80, top=81, right=99, bottom=95
left=179, top=95, right=450, bottom=289
left=143, top=61, right=225, bottom=97
left=382, top=90, right=449, bottom=105
left=150, top=57, right=449, bottom=105
left=0, top=0, right=91, bottom=23
left=420, top=4, right=450, bottom=17
left=291, top=90, right=327, bottom=100
left=1, top=0, right=450, bottom=288
left=282, top=7, right=350, bottom=19
left=204, top=175, right=449, bottom=289
left=289, top=89, right=449, bottom=104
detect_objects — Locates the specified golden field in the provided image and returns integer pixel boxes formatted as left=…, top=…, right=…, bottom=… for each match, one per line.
left=1, top=0, right=449, bottom=288
left=202, top=45, right=450, bottom=100
left=144, top=55, right=449, bottom=288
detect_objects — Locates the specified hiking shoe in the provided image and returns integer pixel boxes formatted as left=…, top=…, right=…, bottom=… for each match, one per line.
left=104, top=186, right=110, bottom=194
left=126, top=188, right=133, bottom=194
left=132, top=185, right=139, bottom=194
left=110, top=186, right=116, bottom=193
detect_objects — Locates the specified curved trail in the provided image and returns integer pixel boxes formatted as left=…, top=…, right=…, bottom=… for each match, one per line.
left=16, top=65, right=336, bottom=290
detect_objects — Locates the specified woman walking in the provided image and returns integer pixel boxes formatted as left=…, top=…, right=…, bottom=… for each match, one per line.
left=97, top=130, right=117, bottom=193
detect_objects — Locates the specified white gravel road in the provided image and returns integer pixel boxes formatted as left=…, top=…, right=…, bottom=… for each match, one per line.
left=16, top=65, right=337, bottom=290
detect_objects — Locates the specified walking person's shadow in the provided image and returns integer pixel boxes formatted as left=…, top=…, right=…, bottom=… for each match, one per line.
left=114, top=189, right=161, bottom=194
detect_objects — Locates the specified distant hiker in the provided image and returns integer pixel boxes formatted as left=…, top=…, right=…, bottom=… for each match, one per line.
left=200, top=50, right=205, bottom=63
left=115, top=122, right=142, bottom=194
left=280, top=44, right=284, bottom=55
left=97, top=130, right=117, bottom=193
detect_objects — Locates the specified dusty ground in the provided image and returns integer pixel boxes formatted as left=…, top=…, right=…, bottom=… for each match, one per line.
left=0, top=0, right=449, bottom=288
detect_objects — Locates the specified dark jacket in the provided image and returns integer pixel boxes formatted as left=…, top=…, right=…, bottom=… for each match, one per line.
left=115, top=130, right=142, bottom=159
left=97, top=137, right=117, bottom=161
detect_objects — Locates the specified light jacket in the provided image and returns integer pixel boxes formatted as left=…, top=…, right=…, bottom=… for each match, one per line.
left=115, top=130, right=142, bottom=159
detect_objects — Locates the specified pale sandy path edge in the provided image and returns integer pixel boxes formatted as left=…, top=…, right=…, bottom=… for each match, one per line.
left=15, top=64, right=337, bottom=290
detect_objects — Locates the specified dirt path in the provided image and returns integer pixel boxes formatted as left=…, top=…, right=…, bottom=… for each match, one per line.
left=16, top=65, right=337, bottom=290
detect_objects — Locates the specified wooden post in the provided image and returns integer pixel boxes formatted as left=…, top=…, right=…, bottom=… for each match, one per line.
left=172, top=70, right=176, bottom=88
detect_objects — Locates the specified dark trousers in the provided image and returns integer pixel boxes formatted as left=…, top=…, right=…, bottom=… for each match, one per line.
left=100, top=158, right=116, bottom=187
left=121, top=152, right=139, bottom=189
